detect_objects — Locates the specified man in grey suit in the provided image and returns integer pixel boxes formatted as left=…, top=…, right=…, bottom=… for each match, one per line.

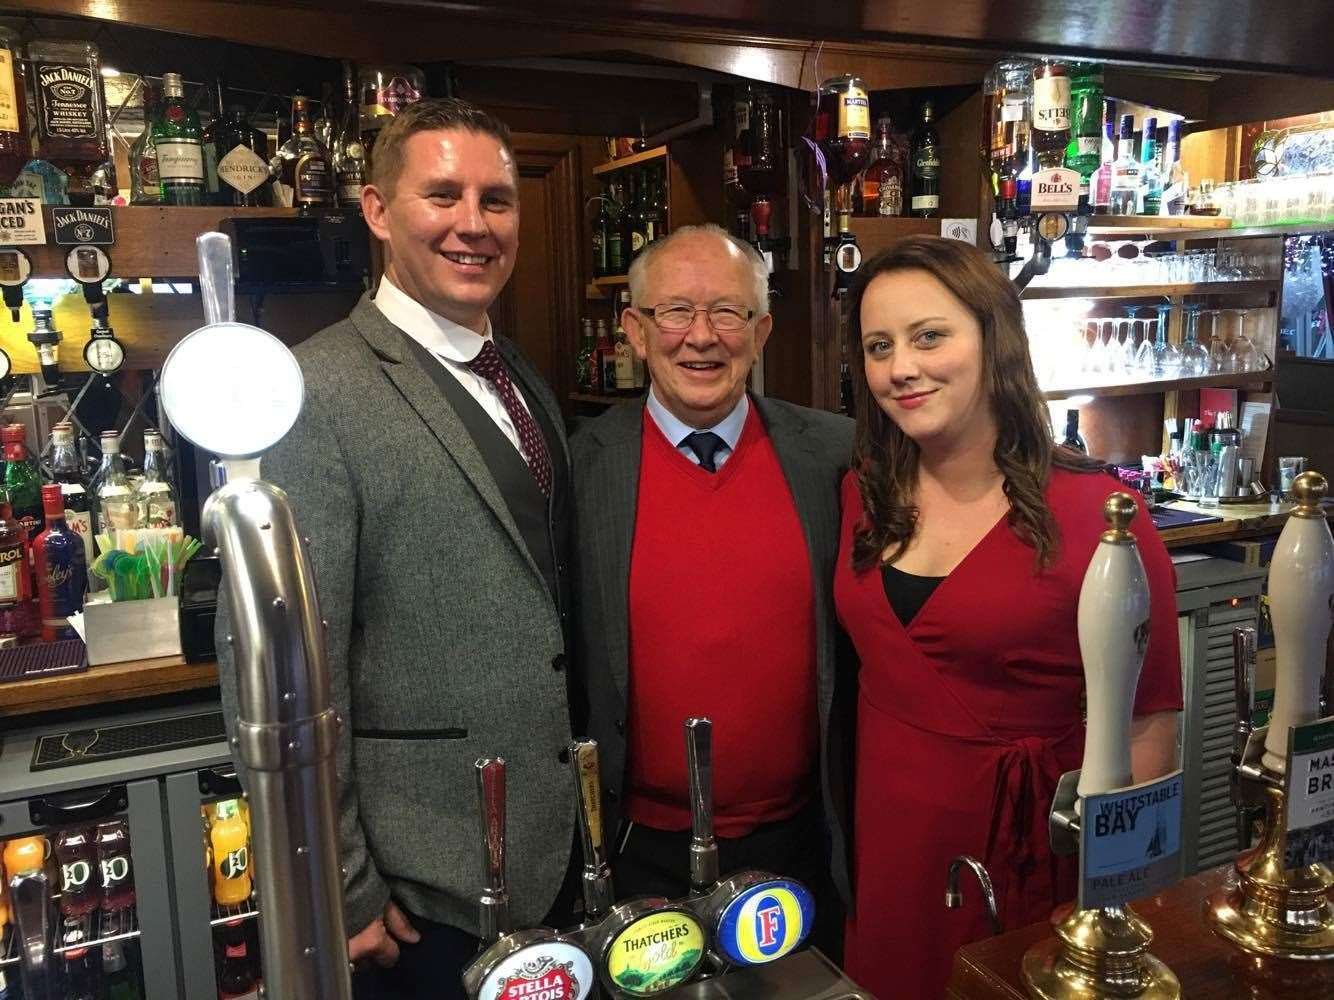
left=572, top=225, right=854, bottom=948
left=217, top=99, right=576, bottom=999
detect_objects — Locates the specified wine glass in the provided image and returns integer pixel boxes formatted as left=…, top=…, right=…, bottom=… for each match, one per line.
left=1117, top=306, right=1142, bottom=372
left=1228, top=308, right=1262, bottom=372
left=1180, top=304, right=1210, bottom=376
left=1209, top=310, right=1232, bottom=372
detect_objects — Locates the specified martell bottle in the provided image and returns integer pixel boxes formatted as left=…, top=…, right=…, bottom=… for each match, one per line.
left=96, top=820, right=135, bottom=914
left=910, top=102, right=941, bottom=218
left=214, top=105, right=272, bottom=207
left=815, top=74, right=872, bottom=229
left=34, top=483, right=87, bottom=641
left=51, top=422, right=93, bottom=569
left=2, top=423, right=43, bottom=541
left=274, top=95, right=333, bottom=209
left=0, top=28, right=30, bottom=189
left=1031, top=59, right=1071, bottom=169
left=55, top=826, right=99, bottom=918
left=27, top=39, right=108, bottom=205
left=152, top=72, right=206, bottom=205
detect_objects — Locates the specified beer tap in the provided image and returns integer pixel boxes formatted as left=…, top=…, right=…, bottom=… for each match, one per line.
left=1022, top=493, right=1181, bottom=999
left=686, top=717, right=720, bottom=896
left=1229, top=627, right=1264, bottom=850
left=945, top=855, right=1001, bottom=937
left=27, top=307, right=61, bottom=391
left=570, top=738, right=615, bottom=924
left=476, top=757, right=510, bottom=944
left=1207, top=471, right=1334, bottom=960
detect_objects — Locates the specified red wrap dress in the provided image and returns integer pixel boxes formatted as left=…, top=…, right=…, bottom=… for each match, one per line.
left=835, top=467, right=1183, bottom=998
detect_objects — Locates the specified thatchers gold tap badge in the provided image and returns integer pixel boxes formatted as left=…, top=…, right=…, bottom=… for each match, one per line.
left=605, top=911, right=704, bottom=996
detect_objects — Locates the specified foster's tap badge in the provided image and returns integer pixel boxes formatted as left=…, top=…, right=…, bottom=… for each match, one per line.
left=715, top=879, right=814, bottom=966
left=479, top=941, right=593, bottom=1000
left=605, top=909, right=705, bottom=996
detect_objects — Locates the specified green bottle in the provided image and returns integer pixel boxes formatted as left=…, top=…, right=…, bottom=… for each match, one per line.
left=152, top=72, right=206, bottom=205
left=1064, top=63, right=1104, bottom=181
left=2, top=423, right=43, bottom=541
left=576, top=318, right=596, bottom=391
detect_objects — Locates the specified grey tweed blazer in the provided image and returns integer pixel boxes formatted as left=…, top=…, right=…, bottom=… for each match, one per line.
left=571, top=395, right=856, bottom=902
left=217, top=294, right=576, bottom=936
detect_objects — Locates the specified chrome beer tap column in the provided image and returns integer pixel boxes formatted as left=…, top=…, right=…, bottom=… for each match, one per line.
left=1021, top=493, right=1181, bottom=1000
left=1206, top=470, right=1334, bottom=960
left=686, top=718, right=720, bottom=897
left=570, top=739, right=615, bottom=924
left=476, top=758, right=511, bottom=945
left=159, top=232, right=350, bottom=1000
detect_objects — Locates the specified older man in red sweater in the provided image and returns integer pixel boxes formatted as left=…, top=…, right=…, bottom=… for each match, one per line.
left=571, top=225, right=854, bottom=944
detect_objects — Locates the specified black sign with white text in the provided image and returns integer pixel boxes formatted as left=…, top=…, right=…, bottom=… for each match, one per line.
left=52, top=206, right=115, bottom=247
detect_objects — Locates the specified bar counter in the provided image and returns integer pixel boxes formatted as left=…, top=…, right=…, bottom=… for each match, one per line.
left=947, top=865, right=1334, bottom=999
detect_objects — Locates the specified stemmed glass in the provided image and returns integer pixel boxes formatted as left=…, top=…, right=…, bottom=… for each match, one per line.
left=1179, top=303, right=1210, bottom=376
left=1228, top=308, right=1263, bottom=372
left=1209, top=310, right=1232, bottom=372
left=1151, top=302, right=1181, bottom=378
left=1116, top=306, right=1141, bottom=372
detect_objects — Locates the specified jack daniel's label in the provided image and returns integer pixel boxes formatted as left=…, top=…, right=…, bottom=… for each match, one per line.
left=35, top=62, right=99, bottom=141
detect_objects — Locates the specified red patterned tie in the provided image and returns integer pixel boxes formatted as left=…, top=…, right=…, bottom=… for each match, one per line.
left=467, top=339, right=553, bottom=499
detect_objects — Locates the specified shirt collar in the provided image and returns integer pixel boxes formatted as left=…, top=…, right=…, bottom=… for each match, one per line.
left=645, top=387, right=749, bottom=452
left=373, top=273, right=493, bottom=364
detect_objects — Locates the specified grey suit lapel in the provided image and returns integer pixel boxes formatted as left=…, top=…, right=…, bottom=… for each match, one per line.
left=756, top=397, right=825, bottom=563
left=348, top=297, right=542, bottom=585
left=591, top=399, right=645, bottom=702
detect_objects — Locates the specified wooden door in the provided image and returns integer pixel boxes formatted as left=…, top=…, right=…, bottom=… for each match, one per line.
left=489, top=132, right=585, bottom=416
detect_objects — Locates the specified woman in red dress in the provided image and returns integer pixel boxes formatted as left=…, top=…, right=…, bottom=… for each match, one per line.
left=835, top=237, right=1182, bottom=998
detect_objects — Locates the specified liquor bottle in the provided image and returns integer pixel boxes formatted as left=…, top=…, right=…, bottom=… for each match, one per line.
left=200, top=79, right=225, bottom=203
left=624, top=171, right=649, bottom=262
left=591, top=196, right=611, bottom=277
left=1092, top=119, right=1115, bottom=213
left=55, top=826, right=99, bottom=918
left=642, top=169, right=664, bottom=245
left=576, top=318, right=596, bottom=392
left=312, top=80, right=337, bottom=155
left=814, top=74, right=872, bottom=230
left=51, top=422, right=93, bottom=569
left=138, top=430, right=178, bottom=528
left=982, top=58, right=1034, bottom=184
left=1109, top=114, right=1140, bottom=215
left=102, top=941, right=142, bottom=1000
left=860, top=117, right=905, bottom=217
left=357, top=63, right=425, bottom=172
left=214, top=106, right=272, bottom=207
left=97, top=820, right=135, bottom=914
left=732, top=85, right=753, bottom=181
left=1065, top=63, right=1103, bottom=185
left=0, top=489, right=30, bottom=642
left=595, top=319, right=616, bottom=394
left=209, top=799, right=252, bottom=907
left=91, top=431, right=138, bottom=537
left=218, top=938, right=260, bottom=1000
left=129, top=81, right=162, bottom=206
left=273, top=94, right=333, bottom=210
left=614, top=299, right=635, bottom=393
left=1161, top=119, right=1188, bottom=216
left=1137, top=116, right=1162, bottom=215
left=0, top=28, right=30, bottom=189
left=2, top=424, right=42, bottom=542
left=152, top=72, right=206, bottom=205
left=34, top=483, right=87, bottom=640
left=333, top=62, right=367, bottom=210
left=27, top=39, right=109, bottom=205
left=605, top=182, right=626, bottom=275
left=1031, top=60, right=1071, bottom=169
left=1062, top=409, right=1087, bottom=453
left=910, top=101, right=941, bottom=219
left=739, top=88, right=780, bottom=198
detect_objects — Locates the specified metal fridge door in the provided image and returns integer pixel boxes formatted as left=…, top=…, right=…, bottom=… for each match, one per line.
left=0, top=776, right=179, bottom=1000
left=165, top=764, right=261, bottom=1000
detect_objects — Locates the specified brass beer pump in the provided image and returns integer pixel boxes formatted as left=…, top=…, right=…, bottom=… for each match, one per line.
left=1206, top=470, right=1334, bottom=960
left=1022, top=494, right=1181, bottom=1000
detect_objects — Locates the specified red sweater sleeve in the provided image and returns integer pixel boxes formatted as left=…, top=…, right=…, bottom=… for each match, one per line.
left=1127, top=492, right=1184, bottom=716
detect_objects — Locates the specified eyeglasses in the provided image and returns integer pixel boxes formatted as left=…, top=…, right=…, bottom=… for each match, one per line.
left=639, top=303, right=755, bottom=332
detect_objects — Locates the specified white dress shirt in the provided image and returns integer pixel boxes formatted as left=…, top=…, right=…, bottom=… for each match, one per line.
left=374, top=274, right=534, bottom=459
left=644, top=387, right=749, bottom=470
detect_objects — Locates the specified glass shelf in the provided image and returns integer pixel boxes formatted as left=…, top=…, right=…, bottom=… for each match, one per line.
left=1042, top=368, right=1273, bottom=401
left=1022, top=279, right=1279, bottom=301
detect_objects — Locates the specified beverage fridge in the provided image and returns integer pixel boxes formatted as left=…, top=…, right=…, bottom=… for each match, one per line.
left=0, top=698, right=263, bottom=999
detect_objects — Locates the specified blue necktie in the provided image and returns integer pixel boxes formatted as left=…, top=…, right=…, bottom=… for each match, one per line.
left=681, top=431, right=725, bottom=472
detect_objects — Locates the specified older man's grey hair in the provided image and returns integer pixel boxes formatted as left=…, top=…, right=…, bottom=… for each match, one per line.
left=627, top=224, right=770, bottom=318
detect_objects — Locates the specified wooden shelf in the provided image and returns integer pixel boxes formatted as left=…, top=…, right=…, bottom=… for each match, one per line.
left=846, top=216, right=942, bottom=256
left=592, top=274, right=630, bottom=288
left=592, top=145, right=668, bottom=176
left=0, top=654, right=219, bottom=718
left=1022, top=279, right=1279, bottom=301
left=569, top=391, right=641, bottom=406
left=1043, top=368, right=1273, bottom=401
left=1157, top=498, right=1333, bottom=548
left=1086, top=214, right=1234, bottom=235
left=24, top=206, right=299, bottom=279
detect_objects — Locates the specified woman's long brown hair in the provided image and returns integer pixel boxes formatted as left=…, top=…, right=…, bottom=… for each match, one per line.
left=847, top=236, right=1103, bottom=573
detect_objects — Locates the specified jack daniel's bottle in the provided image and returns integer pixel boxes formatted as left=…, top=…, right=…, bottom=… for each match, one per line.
left=27, top=39, right=109, bottom=205
left=273, top=94, right=332, bottom=209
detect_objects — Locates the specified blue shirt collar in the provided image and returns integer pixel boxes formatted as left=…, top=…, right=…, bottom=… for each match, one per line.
left=645, top=387, right=749, bottom=452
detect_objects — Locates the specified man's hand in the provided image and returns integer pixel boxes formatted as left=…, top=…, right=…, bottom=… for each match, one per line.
left=348, top=900, right=422, bottom=968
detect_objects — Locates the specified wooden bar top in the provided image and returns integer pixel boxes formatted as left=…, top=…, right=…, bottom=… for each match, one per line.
left=0, top=655, right=218, bottom=718
left=947, top=865, right=1334, bottom=999
left=1157, top=498, right=1331, bottom=549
